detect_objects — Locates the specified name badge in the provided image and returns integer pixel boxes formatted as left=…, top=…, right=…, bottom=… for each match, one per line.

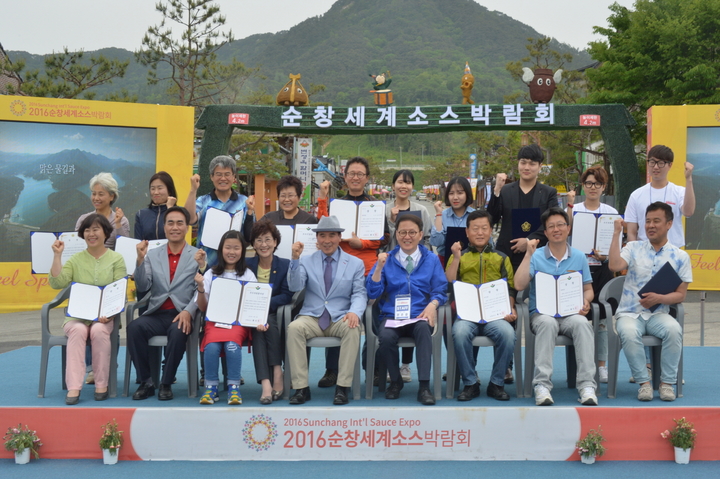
left=214, top=322, right=233, bottom=329
left=395, top=294, right=411, bottom=320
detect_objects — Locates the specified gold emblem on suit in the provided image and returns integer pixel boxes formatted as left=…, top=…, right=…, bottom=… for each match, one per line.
left=521, top=221, right=531, bottom=232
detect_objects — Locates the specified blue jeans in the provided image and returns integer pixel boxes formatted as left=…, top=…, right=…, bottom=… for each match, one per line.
left=204, top=341, right=242, bottom=387
left=616, top=313, right=682, bottom=384
left=452, top=319, right=515, bottom=387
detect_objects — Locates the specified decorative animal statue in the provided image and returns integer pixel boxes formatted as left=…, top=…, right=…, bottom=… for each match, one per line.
left=276, top=73, right=309, bottom=106
left=460, top=62, right=475, bottom=105
left=370, top=71, right=392, bottom=90
left=522, top=67, right=563, bottom=103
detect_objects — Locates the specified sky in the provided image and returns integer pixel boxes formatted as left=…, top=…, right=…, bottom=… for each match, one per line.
left=1, top=0, right=636, bottom=55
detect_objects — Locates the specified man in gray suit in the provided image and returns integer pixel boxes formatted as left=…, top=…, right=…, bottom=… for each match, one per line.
left=286, top=216, right=367, bottom=405
left=128, top=206, right=207, bottom=401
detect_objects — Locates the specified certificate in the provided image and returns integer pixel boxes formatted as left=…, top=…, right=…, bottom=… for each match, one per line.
left=637, top=261, right=683, bottom=312
left=571, top=212, right=623, bottom=255
left=200, top=207, right=245, bottom=250
left=66, top=277, right=128, bottom=321
left=204, top=278, right=273, bottom=328
left=454, top=279, right=512, bottom=323
left=535, top=271, right=584, bottom=318
left=511, top=208, right=541, bottom=239
left=329, top=199, right=386, bottom=240
left=274, top=224, right=318, bottom=260
left=116, top=236, right=168, bottom=275
left=30, top=231, right=88, bottom=274
left=384, top=317, right=427, bottom=329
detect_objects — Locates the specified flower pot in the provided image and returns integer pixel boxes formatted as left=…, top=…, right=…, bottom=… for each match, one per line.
left=102, top=448, right=120, bottom=465
left=580, top=454, right=596, bottom=464
left=674, top=446, right=691, bottom=464
left=14, top=449, right=31, bottom=464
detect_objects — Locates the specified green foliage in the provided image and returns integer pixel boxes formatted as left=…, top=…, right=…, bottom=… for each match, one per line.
left=586, top=0, right=720, bottom=142
left=99, top=420, right=123, bottom=455
left=2, top=48, right=131, bottom=100
left=135, top=0, right=260, bottom=108
left=576, top=427, right=606, bottom=458
left=661, top=417, right=697, bottom=450
left=4, top=424, right=42, bottom=459
left=229, top=132, right=288, bottom=179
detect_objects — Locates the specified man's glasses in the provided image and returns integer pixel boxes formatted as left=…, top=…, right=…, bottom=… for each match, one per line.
left=345, top=172, right=367, bottom=179
left=583, top=182, right=604, bottom=189
left=397, top=230, right=419, bottom=238
left=647, top=159, right=669, bottom=168
left=545, top=222, right=568, bottom=231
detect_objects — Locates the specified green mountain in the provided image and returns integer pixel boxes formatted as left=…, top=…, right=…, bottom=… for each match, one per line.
left=7, top=0, right=591, bottom=106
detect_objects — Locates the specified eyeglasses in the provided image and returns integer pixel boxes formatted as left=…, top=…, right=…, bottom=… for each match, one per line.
left=345, top=172, right=367, bottom=179
left=254, top=238, right=275, bottom=245
left=583, top=181, right=604, bottom=189
left=213, top=172, right=234, bottom=179
left=647, top=159, right=669, bottom=168
left=545, top=222, right=568, bottom=231
left=279, top=194, right=298, bottom=200
left=397, top=230, right=419, bottom=238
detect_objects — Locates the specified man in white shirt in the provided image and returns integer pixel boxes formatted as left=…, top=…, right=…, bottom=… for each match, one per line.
left=624, top=145, right=695, bottom=247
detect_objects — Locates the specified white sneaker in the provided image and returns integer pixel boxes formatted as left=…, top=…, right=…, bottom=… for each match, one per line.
left=579, top=386, right=598, bottom=406
left=400, top=364, right=412, bottom=383
left=659, top=383, right=676, bottom=402
left=638, top=382, right=653, bottom=401
left=598, top=366, right=608, bottom=384
left=534, top=385, right=554, bottom=406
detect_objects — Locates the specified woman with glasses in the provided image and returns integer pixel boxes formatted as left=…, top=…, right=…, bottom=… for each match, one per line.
left=566, top=165, right=618, bottom=384
left=263, top=175, right=318, bottom=226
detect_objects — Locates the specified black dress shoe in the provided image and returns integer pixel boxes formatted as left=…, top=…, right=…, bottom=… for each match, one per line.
left=94, top=390, right=109, bottom=401
left=65, top=393, right=80, bottom=405
left=487, top=382, right=510, bottom=401
left=289, top=387, right=311, bottom=405
left=457, top=383, right=481, bottom=401
left=318, top=369, right=338, bottom=388
left=158, top=384, right=174, bottom=401
left=417, top=387, right=436, bottom=405
left=333, top=386, right=349, bottom=405
left=132, top=383, right=155, bottom=400
left=385, top=381, right=403, bottom=400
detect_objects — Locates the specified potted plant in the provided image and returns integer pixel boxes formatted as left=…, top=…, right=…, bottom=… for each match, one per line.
left=3, top=424, right=42, bottom=464
left=661, top=417, right=697, bottom=464
left=575, top=427, right=606, bottom=464
left=99, top=419, right=123, bottom=465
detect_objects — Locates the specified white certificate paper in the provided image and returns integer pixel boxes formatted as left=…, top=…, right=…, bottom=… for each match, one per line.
left=594, top=215, right=622, bottom=255
left=116, top=236, right=168, bottom=274
left=454, top=279, right=511, bottom=323
left=274, top=224, right=318, bottom=260
left=329, top=199, right=386, bottom=240
left=238, top=282, right=273, bottom=327
left=30, top=231, right=88, bottom=274
left=535, top=271, right=584, bottom=317
left=205, top=278, right=272, bottom=328
left=59, top=232, right=87, bottom=262
left=200, top=207, right=245, bottom=250
left=571, top=212, right=622, bottom=255
left=329, top=199, right=358, bottom=240
left=275, top=225, right=295, bottom=260
left=66, top=277, right=128, bottom=321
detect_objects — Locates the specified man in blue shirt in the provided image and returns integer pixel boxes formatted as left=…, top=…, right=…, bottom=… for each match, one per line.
left=608, top=202, right=692, bottom=401
left=515, top=207, right=597, bottom=406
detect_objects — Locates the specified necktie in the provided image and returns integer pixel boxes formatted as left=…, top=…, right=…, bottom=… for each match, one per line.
left=318, top=256, right=333, bottom=330
left=406, top=255, right=414, bottom=274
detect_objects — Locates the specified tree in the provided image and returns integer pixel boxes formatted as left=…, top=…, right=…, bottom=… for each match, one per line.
left=136, top=0, right=258, bottom=108
left=586, top=0, right=720, bottom=142
left=1, top=48, right=132, bottom=100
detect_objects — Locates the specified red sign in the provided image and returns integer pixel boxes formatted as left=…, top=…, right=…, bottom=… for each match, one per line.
left=228, top=113, right=250, bottom=125
left=579, top=114, right=601, bottom=126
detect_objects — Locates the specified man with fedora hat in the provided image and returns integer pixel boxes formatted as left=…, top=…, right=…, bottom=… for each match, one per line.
left=286, top=215, right=367, bottom=405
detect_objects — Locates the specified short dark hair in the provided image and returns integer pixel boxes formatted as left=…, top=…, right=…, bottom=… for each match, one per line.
left=466, top=209, right=493, bottom=226
left=517, top=143, right=544, bottom=163
left=444, top=176, right=474, bottom=208
left=77, top=213, right=113, bottom=241
left=646, top=201, right=673, bottom=222
left=211, top=230, right=248, bottom=276
left=147, top=171, right=178, bottom=207
left=395, top=213, right=423, bottom=232
left=647, top=144, right=674, bottom=163
left=276, top=175, right=303, bottom=197
left=164, top=206, right=190, bottom=224
left=580, top=166, right=608, bottom=185
left=541, top=207, right=569, bottom=227
left=392, top=169, right=415, bottom=185
left=346, top=156, right=370, bottom=176
left=250, top=218, right=282, bottom=252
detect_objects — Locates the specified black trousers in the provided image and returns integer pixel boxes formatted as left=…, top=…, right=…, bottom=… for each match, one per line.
left=252, top=313, right=283, bottom=383
left=127, top=309, right=190, bottom=386
left=378, top=320, right=432, bottom=383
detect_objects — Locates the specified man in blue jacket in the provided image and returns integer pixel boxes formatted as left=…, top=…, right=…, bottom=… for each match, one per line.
left=367, top=215, right=447, bottom=405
